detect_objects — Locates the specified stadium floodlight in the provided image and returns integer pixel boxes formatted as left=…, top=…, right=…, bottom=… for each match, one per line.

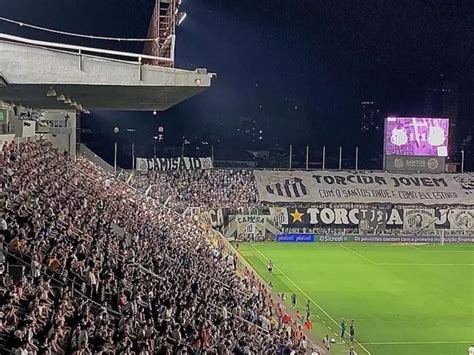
left=64, top=97, right=72, bottom=104
left=177, top=12, right=187, bottom=26
left=46, top=87, right=57, bottom=97
left=56, top=93, right=65, bottom=101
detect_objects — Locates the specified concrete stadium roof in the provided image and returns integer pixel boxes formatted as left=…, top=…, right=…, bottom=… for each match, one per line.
left=0, top=35, right=214, bottom=111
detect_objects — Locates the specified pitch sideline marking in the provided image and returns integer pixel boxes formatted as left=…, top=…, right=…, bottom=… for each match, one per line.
left=341, top=245, right=473, bottom=266
left=409, top=245, right=425, bottom=252
left=378, top=262, right=474, bottom=266
left=361, top=340, right=474, bottom=345
left=250, top=243, right=372, bottom=355
left=340, top=245, right=377, bottom=264
left=409, top=244, right=474, bottom=253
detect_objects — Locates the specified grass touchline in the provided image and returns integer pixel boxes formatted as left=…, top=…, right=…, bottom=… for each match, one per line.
left=249, top=243, right=373, bottom=355
left=240, top=242, right=474, bottom=355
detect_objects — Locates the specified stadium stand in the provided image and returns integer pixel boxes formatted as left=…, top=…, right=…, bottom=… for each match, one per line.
left=0, top=139, right=321, bottom=354
left=119, top=169, right=474, bottom=247
left=126, top=170, right=259, bottom=210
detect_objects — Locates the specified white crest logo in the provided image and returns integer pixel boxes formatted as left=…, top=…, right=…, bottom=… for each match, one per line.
left=427, top=158, right=439, bottom=170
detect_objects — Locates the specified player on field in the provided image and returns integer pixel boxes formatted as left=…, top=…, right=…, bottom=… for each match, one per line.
left=349, top=319, right=355, bottom=343
left=468, top=344, right=474, bottom=355
left=340, top=318, right=346, bottom=340
left=305, top=300, right=311, bottom=321
left=323, top=335, right=330, bottom=350
left=349, top=346, right=356, bottom=355
left=267, top=260, right=273, bottom=275
left=291, top=293, right=297, bottom=308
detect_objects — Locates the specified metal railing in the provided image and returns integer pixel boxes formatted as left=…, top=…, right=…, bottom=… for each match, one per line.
left=0, top=33, right=173, bottom=65
left=5, top=246, right=121, bottom=318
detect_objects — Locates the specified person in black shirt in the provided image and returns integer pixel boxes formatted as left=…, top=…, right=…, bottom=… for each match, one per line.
left=350, top=319, right=355, bottom=343
left=340, top=318, right=346, bottom=340
left=305, top=300, right=311, bottom=321
left=291, top=293, right=297, bottom=308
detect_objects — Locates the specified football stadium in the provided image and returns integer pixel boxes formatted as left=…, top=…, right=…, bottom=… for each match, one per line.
left=1, top=1, right=473, bottom=355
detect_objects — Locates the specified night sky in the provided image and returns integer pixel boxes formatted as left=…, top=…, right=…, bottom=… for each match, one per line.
left=1, top=0, right=473, bottom=168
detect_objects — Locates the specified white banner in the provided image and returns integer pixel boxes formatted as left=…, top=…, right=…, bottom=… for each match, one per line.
left=448, top=209, right=474, bottom=230
left=254, top=170, right=474, bottom=206
left=136, top=157, right=213, bottom=172
left=403, top=208, right=436, bottom=232
left=236, top=215, right=267, bottom=241
left=269, top=207, right=289, bottom=225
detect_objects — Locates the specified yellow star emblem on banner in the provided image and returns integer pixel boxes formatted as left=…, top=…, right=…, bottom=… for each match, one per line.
left=290, top=209, right=304, bottom=223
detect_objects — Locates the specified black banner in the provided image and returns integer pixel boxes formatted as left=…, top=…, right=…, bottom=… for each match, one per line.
left=270, top=207, right=474, bottom=231
left=271, top=207, right=404, bottom=229
left=315, top=235, right=474, bottom=243
left=136, top=157, right=213, bottom=172
left=352, top=235, right=474, bottom=243
left=200, top=208, right=229, bottom=227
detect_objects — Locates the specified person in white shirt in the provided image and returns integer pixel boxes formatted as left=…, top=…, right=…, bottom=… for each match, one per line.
left=468, top=344, right=474, bottom=355
left=14, top=344, right=28, bottom=355
left=221, top=305, right=228, bottom=320
left=31, top=258, right=41, bottom=278
left=0, top=215, right=7, bottom=232
left=323, top=335, right=330, bottom=350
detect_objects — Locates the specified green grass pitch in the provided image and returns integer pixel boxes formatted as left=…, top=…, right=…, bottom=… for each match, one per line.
left=238, top=242, right=474, bottom=355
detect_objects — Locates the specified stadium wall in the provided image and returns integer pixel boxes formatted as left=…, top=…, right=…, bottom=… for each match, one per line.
left=79, top=144, right=116, bottom=173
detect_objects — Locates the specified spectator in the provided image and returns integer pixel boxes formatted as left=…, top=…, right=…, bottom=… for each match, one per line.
left=0, top=139, right=321, bottom=354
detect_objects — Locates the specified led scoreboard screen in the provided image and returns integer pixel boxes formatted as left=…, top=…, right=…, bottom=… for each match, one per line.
left=384, top=117, right=449, bottom=157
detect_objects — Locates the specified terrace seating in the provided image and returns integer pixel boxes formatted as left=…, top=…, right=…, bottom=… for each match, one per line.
left=0, top=140, right=318, bottom=354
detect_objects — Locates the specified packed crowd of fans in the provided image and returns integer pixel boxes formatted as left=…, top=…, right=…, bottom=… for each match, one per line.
left=1, top=140, right=321, bottom=354
left=123, top=170, right=474, bottom=243
left=127, top=170, right=259, bottom=210
left=125, top=171, right=472, bottom=235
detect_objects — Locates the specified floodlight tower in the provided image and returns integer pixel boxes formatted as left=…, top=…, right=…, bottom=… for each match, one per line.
left=144, top=0, right=186, bottom=67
